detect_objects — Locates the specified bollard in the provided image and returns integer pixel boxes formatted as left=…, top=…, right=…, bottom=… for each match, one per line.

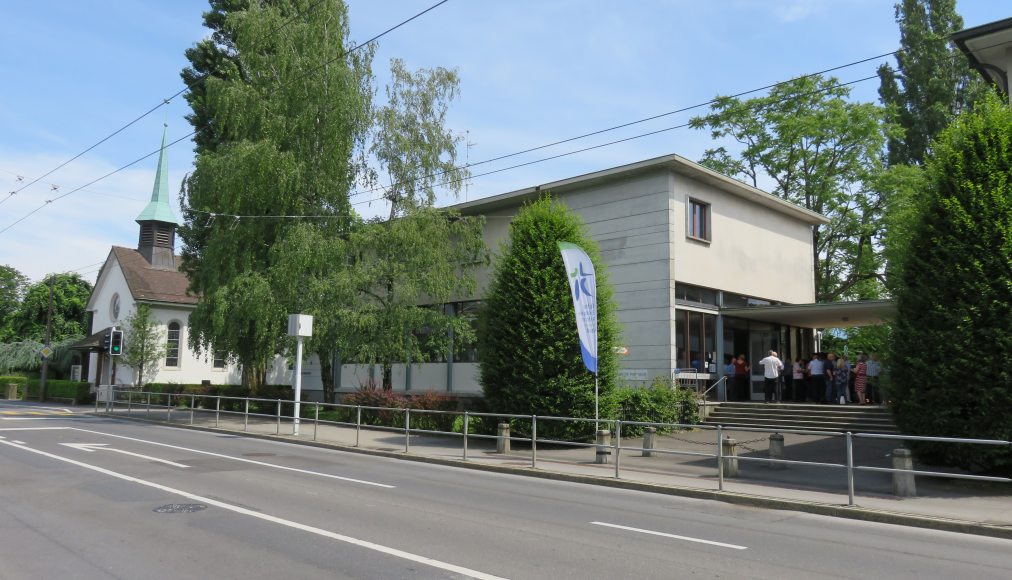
left=595, top=429, right=611, bottom=464
left=768, top=433, right=786, bottom=470
left=721, top=437, right=739, bottom=477
left=497, top=423, right=510, bottom=454
left=892, top=448, right=917, bottom=497
left=642, top=426, right=656, bottom=457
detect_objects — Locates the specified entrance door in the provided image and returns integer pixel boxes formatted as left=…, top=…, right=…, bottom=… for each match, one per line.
left=749, top=329, right=776, bottom=401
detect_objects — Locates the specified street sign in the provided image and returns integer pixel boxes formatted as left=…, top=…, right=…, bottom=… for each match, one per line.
left=40, top=346, right=53, bottom=359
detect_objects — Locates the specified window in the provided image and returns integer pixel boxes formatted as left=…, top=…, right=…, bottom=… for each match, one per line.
left=675, top=310, right=717, bottom=370
left=212, top=351, right=226, bottom=369
left=165, top=322, right=180, bottom=367
left=687, top=198, right=711, bottom=241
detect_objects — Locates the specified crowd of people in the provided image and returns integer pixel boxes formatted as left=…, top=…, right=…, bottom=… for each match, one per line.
left=723, top=351, right=885, bottom=404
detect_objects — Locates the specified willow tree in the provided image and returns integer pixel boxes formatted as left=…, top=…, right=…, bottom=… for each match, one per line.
left=689, top=75, right=893, bottom=301
left=179, top=0, right=373, bottom=390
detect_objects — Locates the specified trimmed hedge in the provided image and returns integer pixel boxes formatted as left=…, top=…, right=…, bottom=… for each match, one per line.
left=612, top=377, right=700, bottom=437
left=140, top=383, right=294, bottom=414
left=26, top=379, right=92, bottom=403
left=317, top=388, right=461, bottom=432
left=1, top=375, right=28, bottom=399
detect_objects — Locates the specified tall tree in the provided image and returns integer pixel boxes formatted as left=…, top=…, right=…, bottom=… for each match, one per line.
left=877, top=0, right=987, bottom=166
left=478, top=196, right=620, bottom=440
left=689, top=75, right=892, bottom=301
left=11, top=273, right=92, bottom=342
left=0, top=265, right=28, bottom=341
left=889, top=93, right=1011, bottom=472
left=179, top=0, right=372, bottom=390
left=120, top=303, right=166, bottom=387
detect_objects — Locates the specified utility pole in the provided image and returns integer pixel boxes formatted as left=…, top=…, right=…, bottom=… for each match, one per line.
left=39, top=275, right=54, bottom=402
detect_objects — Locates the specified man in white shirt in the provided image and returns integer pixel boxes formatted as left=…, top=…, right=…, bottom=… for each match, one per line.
left=759, top=350, right=785, bottom=403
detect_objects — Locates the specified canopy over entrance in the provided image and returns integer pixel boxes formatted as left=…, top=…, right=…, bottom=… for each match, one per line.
left=720, top=300, right=894, bottom=329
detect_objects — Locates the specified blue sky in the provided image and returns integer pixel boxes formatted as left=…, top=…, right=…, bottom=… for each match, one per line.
left=1, top=0, right=1008, bottom=282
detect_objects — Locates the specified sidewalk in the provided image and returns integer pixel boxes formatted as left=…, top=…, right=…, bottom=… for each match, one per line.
left=90, top=405, right=1012, bottom=539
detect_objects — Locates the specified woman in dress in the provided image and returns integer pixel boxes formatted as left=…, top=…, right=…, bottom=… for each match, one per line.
left=854, top=354, right=868, bottom=404
left=834, top=357, right=851, bottom=404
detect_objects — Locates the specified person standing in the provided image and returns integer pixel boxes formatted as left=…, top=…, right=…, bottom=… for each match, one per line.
left=732, top=354, right=750, bottom=401
left=854, top=354, right=869, bottom=404
left=824, top=353, right=837, bottom=404
left=759, top=350, right=784, bottom=403
left=792, top=357, right=805, bottom=401
left=834, top=357, right=851, bottom=404
left=807, top=353, right=825, bottom=403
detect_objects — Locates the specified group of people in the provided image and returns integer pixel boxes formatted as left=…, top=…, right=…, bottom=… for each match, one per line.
left=724, top=351, right=884, bottom=404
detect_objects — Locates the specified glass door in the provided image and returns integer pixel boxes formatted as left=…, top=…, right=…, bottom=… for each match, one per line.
left=749, top=328, right=776, bottom=401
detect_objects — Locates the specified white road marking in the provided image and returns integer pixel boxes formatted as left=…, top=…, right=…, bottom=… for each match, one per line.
left=0, top=427, right=68, bottom=431
left=69, top=427, right=394, bottom=489
left=60, top=443, right=189, bottom=468
left=12, top=440, right=25, bottom=445
left=0, top=439, right=507, bottom=580
left=590, top=521, right=748, bottom=550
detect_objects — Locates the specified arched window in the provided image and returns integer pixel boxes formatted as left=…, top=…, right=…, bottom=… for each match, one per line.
left=165, top=322, right=181, bottom=367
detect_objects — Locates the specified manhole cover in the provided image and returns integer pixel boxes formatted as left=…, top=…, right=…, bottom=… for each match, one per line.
left=153, top=504, right=207, bottom=514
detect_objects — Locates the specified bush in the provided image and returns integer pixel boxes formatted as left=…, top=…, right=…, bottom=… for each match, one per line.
left=26, top=379, right=92, bottom=403
left=889, top=93, right=1012, bottom=473
left=612, top=377, right=700, bottom=436
left=1, top=375, right=28, bottom=399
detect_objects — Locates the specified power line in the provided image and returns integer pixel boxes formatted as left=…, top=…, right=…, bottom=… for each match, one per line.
left=0, top=0, right=454, bottom=236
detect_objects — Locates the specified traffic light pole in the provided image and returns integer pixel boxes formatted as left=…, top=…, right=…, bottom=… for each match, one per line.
left=39, top=276, right=54, bottom=402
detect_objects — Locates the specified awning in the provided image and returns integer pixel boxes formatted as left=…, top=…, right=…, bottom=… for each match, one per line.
left=69, top=327, right=114, bottom=351
left=720, top=300, right=894, bottom=328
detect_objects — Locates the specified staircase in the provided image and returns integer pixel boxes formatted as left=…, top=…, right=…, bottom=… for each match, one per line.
left=703, top=402, right=899, bottom=434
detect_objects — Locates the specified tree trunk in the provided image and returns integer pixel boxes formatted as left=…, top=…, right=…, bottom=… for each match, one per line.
left=382, top=362, right=393, bottom=391
left=320, top=350, right=335, bottom=403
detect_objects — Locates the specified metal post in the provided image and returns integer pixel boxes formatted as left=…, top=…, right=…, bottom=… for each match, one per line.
left=127, top=390, right=132, bottom=414
left=190, top=394, right=195, bottom=425
left=276, top=400, right=281, bottom=435
left=462, top=411, right=469, bottom=461
left=846, top=432, right=855, bottom=506
left=717, top=425, right=724, bottom=491
left=95, top=390, right=99, bottom=413
left=146, top=392, right=151, bottom=417
left=293, top=335, right=304, bottom=436
left=215, top=397, right=221, bottom=428
left=355, top=406, right=361, bottom=447
left=243, top=398, right=249, bottom=431
left=531, top=415, right=537, bottom=468
left=405, top=409, right=411, bottom=453
left=167, top=393, right=172, bottom=423
left=314, top=404, right=319, bottom=441
left=614, top=420, right=622, bottom=479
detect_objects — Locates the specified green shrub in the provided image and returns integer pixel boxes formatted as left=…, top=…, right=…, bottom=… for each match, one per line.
left=1, top=375, right=28, bottom=399
left=26, top=379, right=92, bottom=403
left=612, top=377, right=699, bottom=436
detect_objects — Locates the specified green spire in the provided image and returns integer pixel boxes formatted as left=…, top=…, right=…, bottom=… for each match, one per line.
left=135, top=125, right=179, bottom=224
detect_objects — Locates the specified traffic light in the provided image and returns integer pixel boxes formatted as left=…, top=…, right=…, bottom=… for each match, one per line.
left=110, top=329, right=124, bottom=356
left=102, top=332, right=111, bottom=352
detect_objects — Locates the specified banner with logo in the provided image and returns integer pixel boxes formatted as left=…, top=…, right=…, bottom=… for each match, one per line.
left=558, top=242, right=598, bottom=374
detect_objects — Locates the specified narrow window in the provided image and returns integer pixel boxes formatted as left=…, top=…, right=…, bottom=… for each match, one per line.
left=213, top=351, right=226, bottom=369
left=688, top=199, right=711, bottom=241
left=165, top=322, right=180, bottom=367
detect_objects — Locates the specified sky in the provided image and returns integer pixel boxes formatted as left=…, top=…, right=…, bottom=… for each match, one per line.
left=0, top=0, right=1009, bottom=283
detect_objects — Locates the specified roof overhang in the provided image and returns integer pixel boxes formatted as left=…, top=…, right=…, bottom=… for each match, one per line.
left=952, top=17, right=1012, bottom=93
left=720, top=300, right=894, bottom=329
left=69, top=326, right=115, bottom=351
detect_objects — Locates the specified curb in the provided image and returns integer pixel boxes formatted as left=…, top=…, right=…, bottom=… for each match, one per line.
left=90, top=412, right=1012, bottom=541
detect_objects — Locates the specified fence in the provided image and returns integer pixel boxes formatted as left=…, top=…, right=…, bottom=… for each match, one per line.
left=102, top=388, right=1011, bottom=507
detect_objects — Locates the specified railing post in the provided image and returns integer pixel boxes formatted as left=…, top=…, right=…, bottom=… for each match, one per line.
left=276, top=399, right=281, bottom=435
left=846, top=432, right=855, bottom=506
left=716, top=425, right=724, bottom=491
left=243, top=398, right=249, bottom=431
left=404, top=408, right=411, bottom=453
left=314, top=404, right=319, bottom=441
left=531, top=415, right=537, bottom=468
left=167, top=393, right=172, bottom=423
left=94, top=389, right=99, bottom=413
left=462, top=411, right=469, bottom=461
left=190, top=394, right=195, bottom=425
left=146, top=392, right=151, bottom=417
left=355, top=406, right=361, bottom=447
left=127, top=390, right=132, bottom=414
left=215, top=396, right=220, bottom=428
left=614, top=420, right=622, bottom=479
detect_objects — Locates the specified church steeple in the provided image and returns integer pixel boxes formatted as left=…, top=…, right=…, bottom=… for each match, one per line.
left=136, top=126, right=179, bottom=269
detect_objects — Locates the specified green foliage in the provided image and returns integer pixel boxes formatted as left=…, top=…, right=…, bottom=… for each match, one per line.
left=612, top=377, right=700, bottom=437
left=889, top=93, right=1012, bottom=472
left=120, top=304, right=166, bottom=387
left=877, top=0, right=988, bottom=167
left=26, top=380, right=91, bottom=403
left=478, top=196, right=621, bottom=441
left=0, top=265, right=28, bottom=341
left=0, top=375, right=27, bottom=399
left=689, top=75, right=892, bottom=301
left=318, top=387, right=459, bottom=431
left=8, top=273, right=92, bottom=342
left=0, top=337, right=80, bottom=375
left=821, top=325, right=891, bottom=359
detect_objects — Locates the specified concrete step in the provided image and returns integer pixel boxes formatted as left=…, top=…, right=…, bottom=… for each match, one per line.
left=703, top=402, right=900, bottom=434
left=718, top=403, right=891, bottom=414
left=708, top=410, right=896, bottom=423
left=704, top=420, right=901, bottom=434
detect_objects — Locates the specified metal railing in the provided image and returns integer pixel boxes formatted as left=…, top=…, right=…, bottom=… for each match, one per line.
left=102, top=388, right=1011, bottom=507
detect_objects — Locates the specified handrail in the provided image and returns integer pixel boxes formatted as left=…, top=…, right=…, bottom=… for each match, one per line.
left=702, top=375, right=727, bottom=402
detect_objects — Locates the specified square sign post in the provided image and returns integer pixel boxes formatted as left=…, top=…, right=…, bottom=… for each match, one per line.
left=287, top=314, right=313, bottom=435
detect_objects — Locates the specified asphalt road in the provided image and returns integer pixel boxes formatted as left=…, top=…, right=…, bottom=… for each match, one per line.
left=1, top=407, right=1010, bottom=579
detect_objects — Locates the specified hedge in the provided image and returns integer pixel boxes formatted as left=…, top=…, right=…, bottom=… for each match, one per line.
left=25, top=379, right=92, bottom=403
left=1, top=375, right=28, bottom=399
